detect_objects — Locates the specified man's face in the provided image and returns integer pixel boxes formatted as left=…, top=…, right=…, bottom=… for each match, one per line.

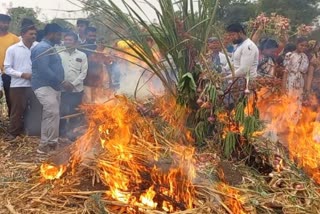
left=208, top=41, right=221, bottom=53
left=0, top=20, right=10, bottom=32
left=22, top=29, right=37, bottom=44
left=86, top=31, right=97, bottom=44
left=52, top=32, right=62, bottom=45
left=77, top=24, right=87, bottom=35
left=227, top=32, right=242, bottom=44
left=64, top=36, right=77, bottom=49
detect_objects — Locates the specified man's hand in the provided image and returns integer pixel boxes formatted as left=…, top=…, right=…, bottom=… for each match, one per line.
left=21, top=73, right=32, bottom=80
left=61, top=81, right=75, bottom=92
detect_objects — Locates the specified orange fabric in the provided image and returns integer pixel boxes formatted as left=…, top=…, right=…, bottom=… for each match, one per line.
left=0, top=33, right=19, bottom=71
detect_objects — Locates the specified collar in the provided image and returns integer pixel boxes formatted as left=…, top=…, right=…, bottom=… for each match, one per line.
left=17, top=40, right=37, bottom=49
left=78, top=34, right=86, bottom=44
left=42, top=39, right=54, bottom=46
left=64, top=48, right=78, bottom=55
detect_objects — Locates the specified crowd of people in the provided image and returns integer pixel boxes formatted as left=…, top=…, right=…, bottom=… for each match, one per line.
left=0, top=15, right=122, bottom=154
left=207, top=23, right=319, bottom=122
left=0, top=13, right=319, bottom=154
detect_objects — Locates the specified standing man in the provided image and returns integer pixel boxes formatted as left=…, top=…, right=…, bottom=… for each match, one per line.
left=81, top=27, right=100, bottom=103
left=31, top=23, right=67, bottom=154
left=76, top=19, right=89, bottom=45
left=225, top=23, right=259, bottom=78
left=207, top=37, right=230, bottom=73
left=59, top=32, right=88, bottom=136
left=0, top=14, right=19, bottom=116
left=80, top=26, right=97, bottom=56
left=4, top=25, right=38, bottom=140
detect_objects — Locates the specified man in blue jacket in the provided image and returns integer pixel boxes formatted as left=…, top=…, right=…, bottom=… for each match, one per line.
left=31, top=23, right=72, bottom=154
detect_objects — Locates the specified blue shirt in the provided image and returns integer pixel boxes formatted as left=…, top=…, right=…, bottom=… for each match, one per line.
left=31, top=39, right=64, bottom=91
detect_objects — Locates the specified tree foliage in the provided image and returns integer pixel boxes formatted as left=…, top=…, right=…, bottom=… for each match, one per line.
left=7, top=7, right=44, bottom=35
left=51, top=18, right=75, bottom=30
left=258, top=0, right=320, bottom=25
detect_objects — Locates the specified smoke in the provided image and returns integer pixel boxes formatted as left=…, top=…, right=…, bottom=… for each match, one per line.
left=114, top=60, right=165, bottom=99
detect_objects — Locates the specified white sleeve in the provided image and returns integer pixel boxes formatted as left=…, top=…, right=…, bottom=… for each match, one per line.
left=219, top=54, right=231, bottom=74
left=4, top=47, right=23, bottom=78
left=234, top=44, right=257, bottom=77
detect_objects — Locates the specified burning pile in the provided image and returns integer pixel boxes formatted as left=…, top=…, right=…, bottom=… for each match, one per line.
left=40, top=96, right=197, bottom=213
left=256, top=88, right=320, bottom=184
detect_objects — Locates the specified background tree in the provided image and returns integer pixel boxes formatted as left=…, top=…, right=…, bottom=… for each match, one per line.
left=51, top=18, right=75, bottom=31
left=214, top=0, right=256, bottom=25
left=7, top=7, right=44, bottom=35
left=258, top=0, right=320, bottom=25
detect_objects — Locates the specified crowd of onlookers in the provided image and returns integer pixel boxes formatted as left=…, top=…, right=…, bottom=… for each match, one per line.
left=0, top=15, right=121, bottom=154
left=0, top=12, right=319, bottom=154
left=207, top=23, right=320, bottom=123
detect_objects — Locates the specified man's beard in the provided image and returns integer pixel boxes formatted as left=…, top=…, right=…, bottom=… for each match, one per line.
left=233, top=38, right=244, bottom=45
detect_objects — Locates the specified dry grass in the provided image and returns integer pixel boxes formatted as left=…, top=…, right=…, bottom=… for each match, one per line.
left=0, top=99, right=320, bottom=214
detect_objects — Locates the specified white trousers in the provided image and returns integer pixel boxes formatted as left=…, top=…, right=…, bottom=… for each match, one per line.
left=34, top=86, right=61, bottom=145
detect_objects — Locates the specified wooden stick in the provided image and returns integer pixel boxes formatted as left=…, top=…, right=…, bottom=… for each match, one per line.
left=59, top=190, right=106, bottom=195
left=60, top=113, right=84, bottom=120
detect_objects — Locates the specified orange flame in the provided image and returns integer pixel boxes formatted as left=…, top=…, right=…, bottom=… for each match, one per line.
left=257, top=88, right=320, bottom=183
left=40, top=163, right=67, bottom=180
left=218, top=183, right=246, bottom=214
left=65, top=96, right=196, bottom=212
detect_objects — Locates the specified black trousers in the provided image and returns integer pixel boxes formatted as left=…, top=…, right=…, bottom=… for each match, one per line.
left=2, top=74, right=11, bottom=116
left=60, top=91, right=83, bottom=137
left=9, top=87, right=42, bottom=136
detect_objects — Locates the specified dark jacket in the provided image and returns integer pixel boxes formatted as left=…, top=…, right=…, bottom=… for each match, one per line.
left=31, top=39, right=64, bottom=91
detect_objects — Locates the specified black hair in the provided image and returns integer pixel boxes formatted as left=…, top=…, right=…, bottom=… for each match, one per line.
left=36, top=29, right=45, bottom=42
left=297, top=37, right=308, bottom=44
left=44, top=23, right=62, bottom=36
left=21, top=18, right=34, bottom=28
left=21, top=25, right=37, bottom=35
left=85, top=26, right=97, bottom=34
left=20, top=18, right=36, bottom=35
left=76, top=19, right=89, bottom=27
left=283, top=43, right=296, bottom=54
left=260, top=38, right=279, bottom=50
left=226, top=23, right=246, bottom=34
left=0, top=14, right=11, bottom=22
left=64, top=31, right=78, bottom=42
left=61, top=28, right=71, bottom=33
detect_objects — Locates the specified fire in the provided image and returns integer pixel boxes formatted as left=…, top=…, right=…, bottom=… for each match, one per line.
left=139, top=186, right=158, bottom=208
left=52, top=96, right=196, bottom=212
left=217, top=183, right=246, bottom=214
left=40, top=163, right=67, bottom=180
left=256, top=88, right=320, bottom=184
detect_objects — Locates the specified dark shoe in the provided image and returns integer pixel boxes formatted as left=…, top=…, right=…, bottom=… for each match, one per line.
left=37, top=143, right=57, bottom=154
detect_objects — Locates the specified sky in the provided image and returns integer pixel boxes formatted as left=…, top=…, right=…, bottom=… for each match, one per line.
left=0, top=0, right=159, bottom=22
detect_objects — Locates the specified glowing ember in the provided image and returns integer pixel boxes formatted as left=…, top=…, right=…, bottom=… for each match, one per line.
left=139, top=186, right=158, bottom=208
left=40, top=163, right=66, bottom=180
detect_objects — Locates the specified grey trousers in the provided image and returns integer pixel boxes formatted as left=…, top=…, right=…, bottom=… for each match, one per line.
left=34, top=86, right=61, bottom=145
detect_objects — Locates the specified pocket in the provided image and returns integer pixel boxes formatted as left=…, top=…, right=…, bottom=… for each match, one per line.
left=71, top=61, right=82, bottom=70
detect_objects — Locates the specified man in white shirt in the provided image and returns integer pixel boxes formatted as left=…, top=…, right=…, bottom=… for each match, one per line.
left=207, top=37, right=230, bottom=73
left=225, top=23, right=259, bottom=78
left=4, top=25, right=38, bottom=139
left=76, top=19, right=89, bottom=45
left=59, top=32, right=88, bottom=137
